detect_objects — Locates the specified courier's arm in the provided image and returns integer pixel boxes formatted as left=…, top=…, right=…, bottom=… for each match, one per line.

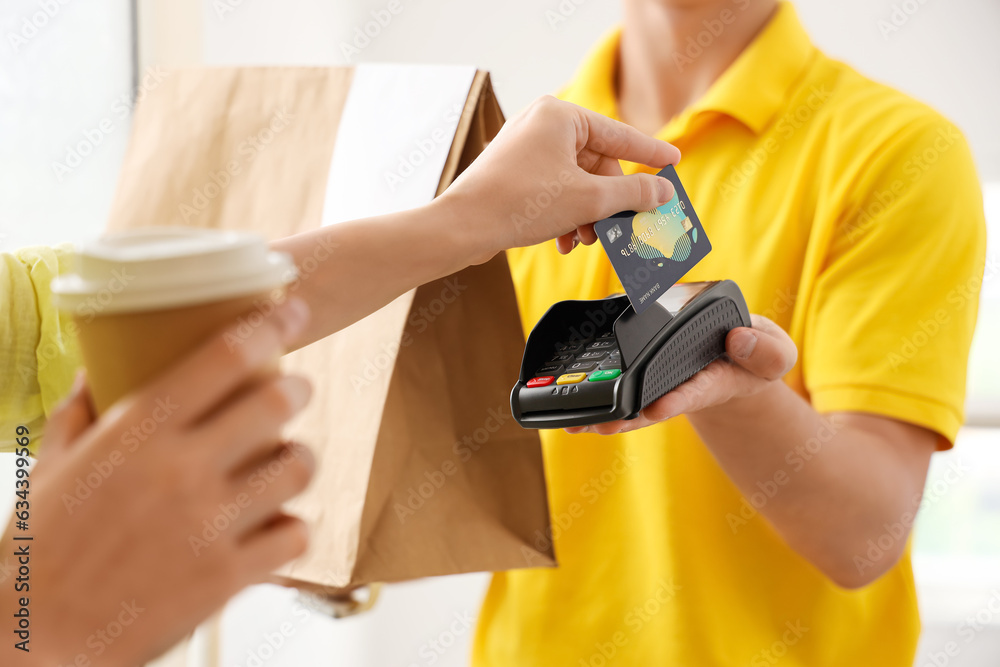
left=691, top=390, right=938, bottom=589
left=569, top=316, right=940, bottom=589
left=685, top=356, right=939, bottom=590
left=271, top=97, right=680, bottom=349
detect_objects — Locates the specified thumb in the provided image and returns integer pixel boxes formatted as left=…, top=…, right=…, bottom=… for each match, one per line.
left=725, top=321, right=798, bottom=381
left=42, top=371, right=96, bottom=458
left=591, top=172, right=674, bottom=218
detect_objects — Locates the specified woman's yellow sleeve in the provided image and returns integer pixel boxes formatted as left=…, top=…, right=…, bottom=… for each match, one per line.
left=1, top=245, right=82, bottom=454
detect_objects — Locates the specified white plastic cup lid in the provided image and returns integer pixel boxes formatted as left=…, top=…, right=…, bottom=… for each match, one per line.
left=51, top=227, right=298, bottom=315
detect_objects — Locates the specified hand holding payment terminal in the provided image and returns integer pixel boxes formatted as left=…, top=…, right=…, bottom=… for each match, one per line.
left=510, top=280, right=751, bottom=429
left=511, top=165, right=751, bottom=428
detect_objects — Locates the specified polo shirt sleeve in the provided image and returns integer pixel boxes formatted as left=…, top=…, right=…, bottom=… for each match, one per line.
left=0, top=245, right=83, bottom=455
left=803, top=117, right=987, bottom=448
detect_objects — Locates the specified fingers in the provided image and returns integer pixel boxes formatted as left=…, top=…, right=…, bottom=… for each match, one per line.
left=134, top=297, right=311, bottom=426
left=748, top=313, right=796, bottom=341
left=576, top=146, right=625, bottom=179
left=589, top=172, right=675, bottom=220
left=577, top=104, right=681, bottom=167
left=42, top=371, right=96, bottom=455
left=199, top=374, right=313, bottom=472
left=238, top=513, right=311, bottom=581
left=556, top=232, right=577, bottom=254
left=230, top=442, right=316, bottom=536
left=577, top=224, right=598, bottom=245
left=564, top=411, right=658, bottom=436
left=641, top=359, right=736, bottom=421
left=555, top=225, right=598, bottom=255
left=725, top=316, right=798, bottom=381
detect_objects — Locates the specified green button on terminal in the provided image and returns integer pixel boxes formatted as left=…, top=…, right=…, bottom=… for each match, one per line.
left=588, top=369, right=621, bottom=382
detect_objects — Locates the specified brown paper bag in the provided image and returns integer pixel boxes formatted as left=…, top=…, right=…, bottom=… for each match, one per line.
left=106, top=66, right=556, bottom=595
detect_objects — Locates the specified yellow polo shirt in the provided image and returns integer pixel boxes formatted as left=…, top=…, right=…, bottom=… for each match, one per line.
left=477, top=3, right=986, bottom=666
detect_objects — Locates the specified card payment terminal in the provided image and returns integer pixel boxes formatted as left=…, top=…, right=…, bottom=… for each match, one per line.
left=511, top=280, right=751, bottom=429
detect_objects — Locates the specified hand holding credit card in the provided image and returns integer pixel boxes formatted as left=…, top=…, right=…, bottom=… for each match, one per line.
left=595, top=165, right=711, bottom=314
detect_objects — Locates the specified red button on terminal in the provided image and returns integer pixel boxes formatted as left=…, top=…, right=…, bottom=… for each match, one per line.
left=527, top=376, right=555, bottom=388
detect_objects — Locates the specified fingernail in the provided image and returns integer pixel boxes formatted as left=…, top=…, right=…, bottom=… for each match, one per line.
left=657, top=177, right=673, bottom=203
left=275, top=297, right=310, bottom=343
left=730, top=330, right=757, bottom=359
left=55, top=370, right=87, bottom=412
left=70, top=369, right=87, bottom=394
left=281, top=375, right=314, bottom=412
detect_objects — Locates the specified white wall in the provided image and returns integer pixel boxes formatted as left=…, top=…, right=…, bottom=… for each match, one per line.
left=199, top=0, right=1000, bottom=180
left=0, top=0, right=133, bottom=250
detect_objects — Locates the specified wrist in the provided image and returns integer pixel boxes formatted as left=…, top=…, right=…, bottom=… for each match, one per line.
left=430, top=190, right=503, bottom=267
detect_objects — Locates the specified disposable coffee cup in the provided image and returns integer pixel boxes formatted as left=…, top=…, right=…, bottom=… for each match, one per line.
left=51, top=227, right=297, bottom=414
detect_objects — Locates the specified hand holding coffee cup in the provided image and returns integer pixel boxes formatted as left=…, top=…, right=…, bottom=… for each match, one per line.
left=1, top=231, right=317, bottom=666
left=52, top=227, right=299, bottom=412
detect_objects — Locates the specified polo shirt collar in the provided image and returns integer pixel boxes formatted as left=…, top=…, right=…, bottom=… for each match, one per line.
left=560, top=1, right=817, bottom=138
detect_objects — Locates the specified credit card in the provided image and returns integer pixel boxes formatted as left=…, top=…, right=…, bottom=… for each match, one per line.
left=594, top=165, right=711, bottom=315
